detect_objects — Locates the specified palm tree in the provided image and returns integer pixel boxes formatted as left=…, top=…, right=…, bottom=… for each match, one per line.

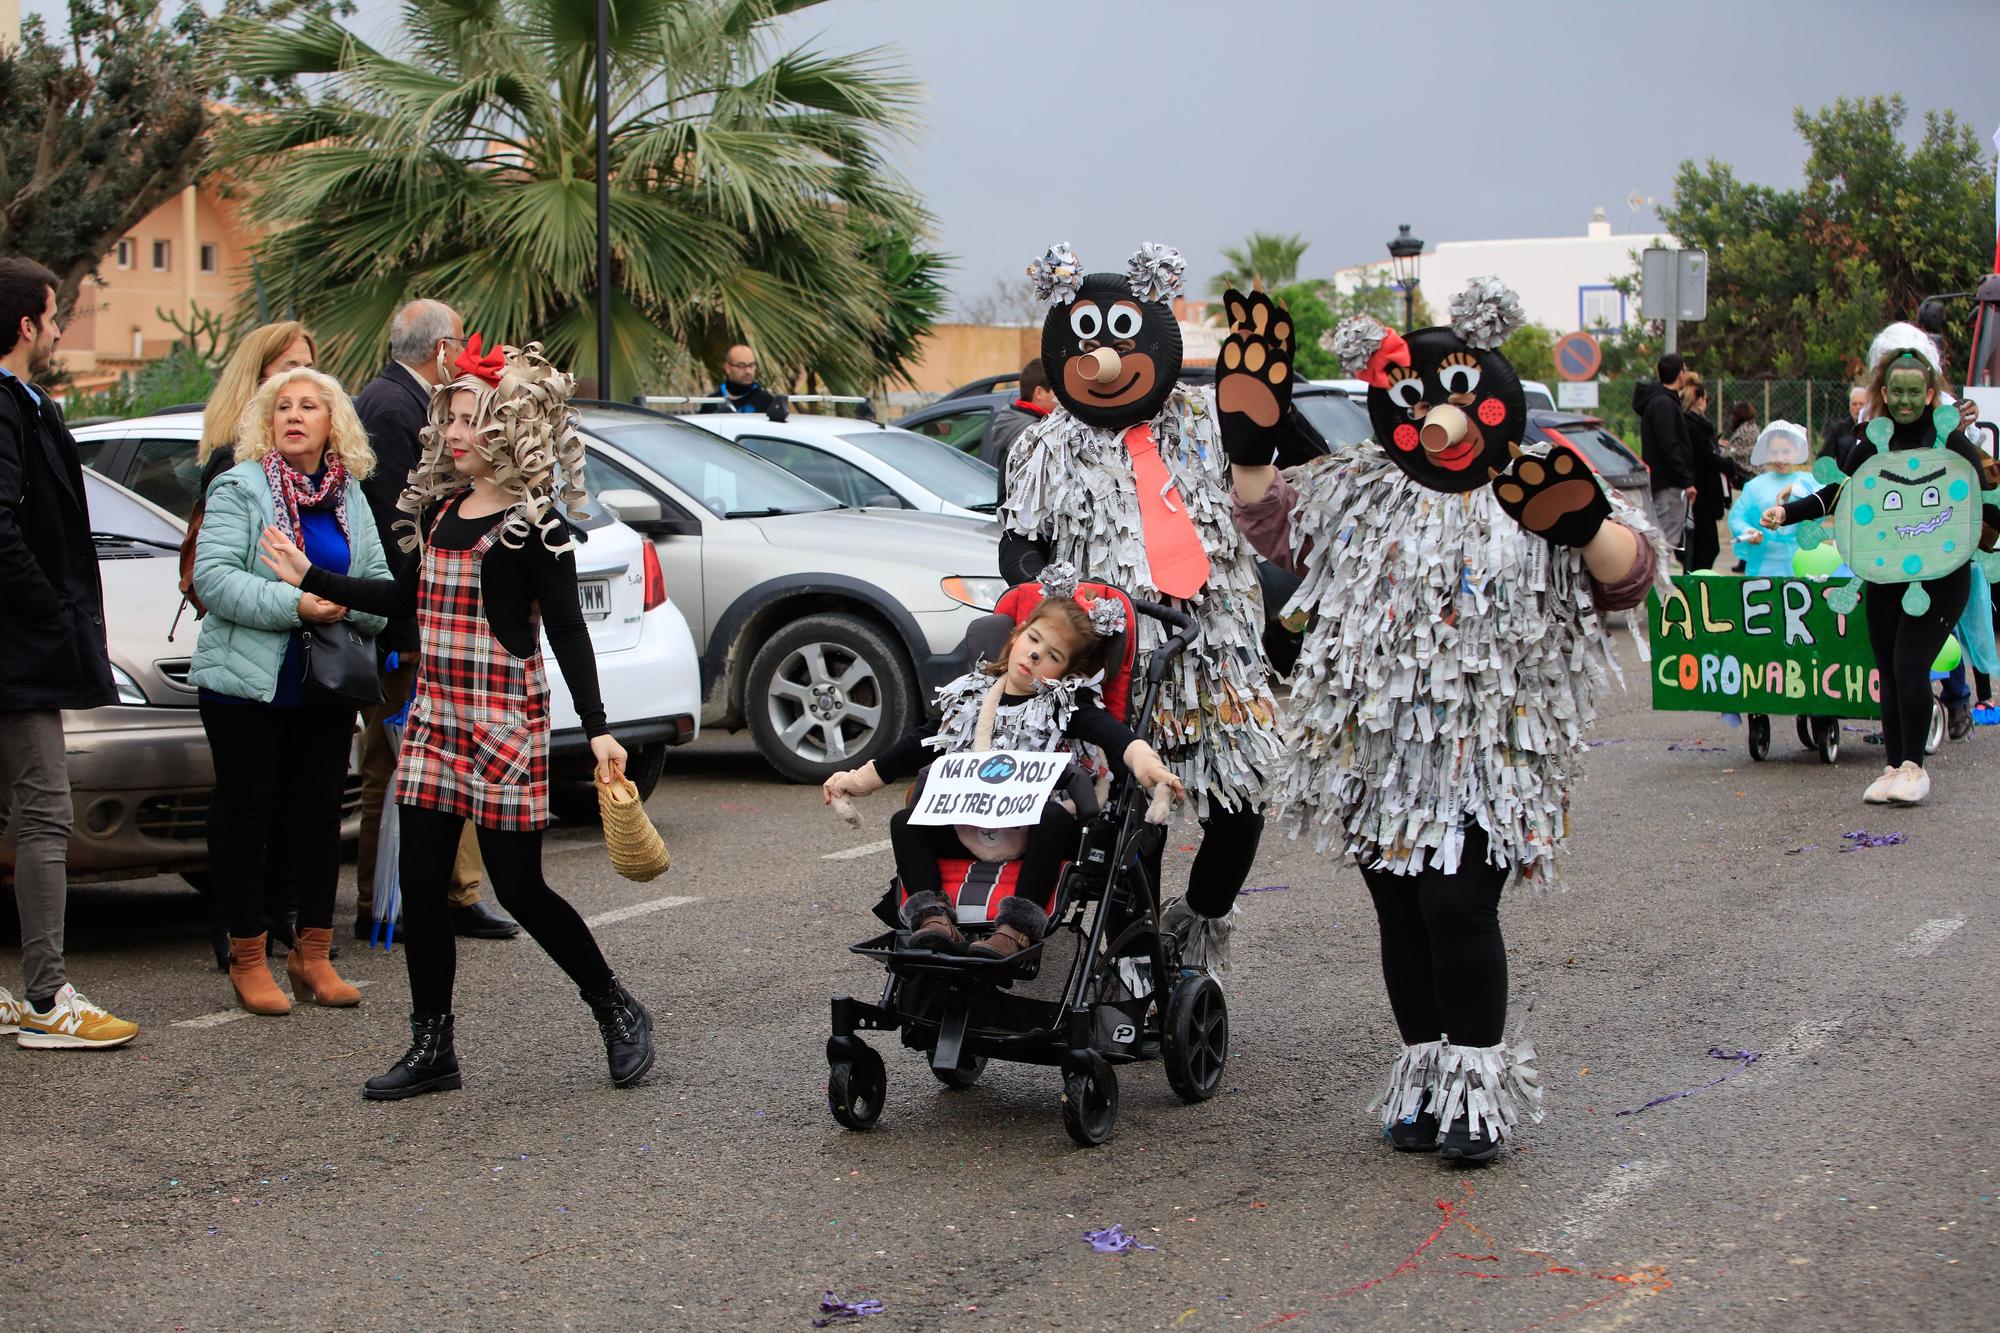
left=1211, top=232, right=1309, bottom=295
left=211, top=0, right=948, bottom=392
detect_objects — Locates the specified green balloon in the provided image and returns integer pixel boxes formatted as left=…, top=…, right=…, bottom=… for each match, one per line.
left=1792, top=544, right=1843, bottom=576
left=1934, top=636, right=1962, bottom=673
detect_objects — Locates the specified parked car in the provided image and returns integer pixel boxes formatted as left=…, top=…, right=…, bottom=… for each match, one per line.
left=71, top=413, right=702, bottom=821
left=684, top=413, right=1001, bottom=520
left=559, top=404, right=1007, bottom=783
left=1524, top=411, right=1650, bottom=508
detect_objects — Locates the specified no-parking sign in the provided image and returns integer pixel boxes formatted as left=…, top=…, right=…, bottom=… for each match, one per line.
left=1553, top=331, right=1603, bottom=382
left=909, top=750, right=1069, bottom=828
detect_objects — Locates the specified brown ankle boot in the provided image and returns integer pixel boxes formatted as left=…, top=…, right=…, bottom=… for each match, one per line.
left=969, top=923, right=1035, bottom=960
left=286, top=927, right=362, bottom=1007
left=229, top=934, right=291, bottom=1015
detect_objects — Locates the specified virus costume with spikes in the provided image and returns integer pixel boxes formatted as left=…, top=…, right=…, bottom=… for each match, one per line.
left=1225, top=278, right=1667, bottom=1158
left=1000, top=242, right=1283, bottom=923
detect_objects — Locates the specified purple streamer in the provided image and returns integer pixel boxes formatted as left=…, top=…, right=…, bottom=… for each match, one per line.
left=1666, top=742, right=1727, bottom=753
left=1616, top=1047, right=1761, bottom=1118
left=1083, top=1224, right=1157, bottom=1254
left=1838, top=829, right=1905, bottom=852
left=811, top=1292, right=884, bottom=1326
left=1240, top=884, right=1290, bottom=893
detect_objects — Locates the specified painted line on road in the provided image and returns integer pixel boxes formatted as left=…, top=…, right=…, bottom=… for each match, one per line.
left=822, top=839, right=893, bottom=861
left=1783, top=1016, right=1842, bottom=1058
left=1894, top=918, right=1965, bottom=958
left=172, top=978, right=378, bottom=1029
left=584, top=896, right=699, bottom=928
left=1525, top=1158, right=1670, bottom=1254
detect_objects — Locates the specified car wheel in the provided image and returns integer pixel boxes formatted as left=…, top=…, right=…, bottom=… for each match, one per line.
left=744, top=613, right=913, bottom=784
left=549, top=742, right=669, bottom=823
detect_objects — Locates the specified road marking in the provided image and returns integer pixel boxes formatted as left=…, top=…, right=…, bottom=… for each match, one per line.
left=1894, top=918, right=1964, bottom=958
left=1784, top=1016, right=1842, bottom=1058
left=823, top=839, right=893, bottom=861
left=1525, top=1158, right=1670, bottom=1254
left=172, top=979, right=377, bottom=1029
left=584, top=896, right=698, bottom=928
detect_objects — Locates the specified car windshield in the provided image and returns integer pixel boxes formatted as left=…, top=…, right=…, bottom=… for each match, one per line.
left=1294, top=393, right=1375, bottom=450
left=82, top=471, right=183, bottom=548
left=585, top=417, right=841, bottom=517
left=838, top=429, right=999, bottom=510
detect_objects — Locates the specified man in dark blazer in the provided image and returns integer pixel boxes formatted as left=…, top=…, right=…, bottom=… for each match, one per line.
left=350, top=299, right=519, bottom=940
left=0, top=258, right=137, bottom=1047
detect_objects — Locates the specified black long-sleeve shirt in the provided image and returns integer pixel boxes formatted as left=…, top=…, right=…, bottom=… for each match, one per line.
left=1779, top=416, right=2000, bottom=536
left=873, top=685, right=1138, bottom=785
left=301, top=497, right=608, bottom=736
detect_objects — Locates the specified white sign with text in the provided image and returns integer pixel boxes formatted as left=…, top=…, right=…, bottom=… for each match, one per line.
left=909, top=750, right=1069, bottom=829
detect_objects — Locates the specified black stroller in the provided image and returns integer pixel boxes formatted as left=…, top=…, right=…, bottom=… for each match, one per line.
left=825, top=579, right=1227, bottom=1147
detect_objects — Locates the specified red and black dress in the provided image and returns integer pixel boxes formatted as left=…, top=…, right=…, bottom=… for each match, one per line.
left=302, top=492, right=615, bottom=1013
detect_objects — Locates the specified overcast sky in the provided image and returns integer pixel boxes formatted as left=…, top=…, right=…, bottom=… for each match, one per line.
left=30, top=0, right=2000, bottom=310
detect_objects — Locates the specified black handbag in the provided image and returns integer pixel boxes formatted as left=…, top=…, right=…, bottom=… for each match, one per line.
left=300, top=620, right=383, bottom=705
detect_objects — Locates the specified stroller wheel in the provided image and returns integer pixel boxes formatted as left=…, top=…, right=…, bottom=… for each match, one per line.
left=1162, top=974, right=1229, bottom=1103
left=1814, top=716, right=1841, bottom=765
left=1796, top=716, right=1815, bottom=750
left=931, top=1055, right=986, bottom=1090
left=1061, top=1052, right=1119, bottom=1148
left=827, top=1047, right=887, bottom=1131
left=1925, top=700, right=1947, bottom=756
left=1746, top=715, right=1771, bottom=762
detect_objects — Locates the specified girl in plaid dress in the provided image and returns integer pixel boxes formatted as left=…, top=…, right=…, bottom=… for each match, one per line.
left=260, top=339, right=655, bottom=1099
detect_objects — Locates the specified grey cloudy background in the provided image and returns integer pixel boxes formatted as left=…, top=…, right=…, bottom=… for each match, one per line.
left=30, top=0, right=2000, bottom=308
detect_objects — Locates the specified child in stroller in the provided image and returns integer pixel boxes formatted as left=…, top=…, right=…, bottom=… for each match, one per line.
left=821, top=566, right=1182, bottom=960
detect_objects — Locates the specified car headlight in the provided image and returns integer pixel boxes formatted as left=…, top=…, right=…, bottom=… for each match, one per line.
left=110, top=665, right=148, bottom=706
left=941, top=576, right=1008, bottom=611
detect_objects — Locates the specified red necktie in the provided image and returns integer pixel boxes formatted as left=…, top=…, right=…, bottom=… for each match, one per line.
left=1123, top=424, right=1211, bottom=600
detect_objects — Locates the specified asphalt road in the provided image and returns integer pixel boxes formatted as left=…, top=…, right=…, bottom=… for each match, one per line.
left=1, top=626, right=1993, bottom=1331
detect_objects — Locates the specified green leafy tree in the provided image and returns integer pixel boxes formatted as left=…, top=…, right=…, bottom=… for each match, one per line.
left=213, top=0, right=948, bottom=392
left=1499, top=321, right=1557, bottom=389
left=1274, top=281, right=1336, bottom=379
left=1213, top=231, right=1309, bottom=295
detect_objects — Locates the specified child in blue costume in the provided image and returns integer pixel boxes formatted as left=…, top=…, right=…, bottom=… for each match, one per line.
left=1728, top=421, right=1815, bottom=575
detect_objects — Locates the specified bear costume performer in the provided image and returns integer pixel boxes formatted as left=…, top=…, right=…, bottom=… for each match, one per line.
left=1221, top=278, right=1668, bottom=1164
left=1000, top=243, right=1282, bottom=969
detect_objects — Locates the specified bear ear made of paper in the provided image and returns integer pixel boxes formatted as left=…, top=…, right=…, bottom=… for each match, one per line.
left=1027, top=242, right=1084, bottom=306
left=1448, top=276, right=1526, bottom=350
left=1125, top=242, right=1186, bottom=304
left=1323, top=314, right=1410, bottom=388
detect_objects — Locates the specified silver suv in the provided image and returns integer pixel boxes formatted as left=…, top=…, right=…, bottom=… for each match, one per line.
left=573, top=404, right=1004, bottom=782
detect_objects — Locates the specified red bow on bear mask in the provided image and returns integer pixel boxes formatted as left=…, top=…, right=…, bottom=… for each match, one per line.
left=453, top=333, right=506, bottom=386
left=1357, top=329, right=1411, bottom=390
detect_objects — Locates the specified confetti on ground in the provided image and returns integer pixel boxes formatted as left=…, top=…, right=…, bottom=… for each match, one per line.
left=1666, top=742, right=1727, bottom=753
left=811, top=1291, right=884, bottom=1326
left=1616, top=1047, right=1762, bottom=1117
left=1785, top=844, right=1820, bottom=855
left=1084, top=1224, right=1158, bottom=1254
left=1839, top=830, right=1905, bottom=852
left=1583, top=737, right=1631, bottom=749
left=1241, top=884, right=1290, bottom=893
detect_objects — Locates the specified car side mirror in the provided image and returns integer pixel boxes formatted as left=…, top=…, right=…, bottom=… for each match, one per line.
left=864, top=492, right=908, bottom=509
left=599, top=487, right=701, bottom=537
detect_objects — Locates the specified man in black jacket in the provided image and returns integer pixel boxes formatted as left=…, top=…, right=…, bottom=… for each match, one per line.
left=349, top=299, right=519, bottom=940
left=697, top=344, right=787, bottom=419
left=981, top=357, right=1054, bottom=506
left=0, top=258, right=137, bottom=1047
left=1634, top=352, right=1695, bottom=566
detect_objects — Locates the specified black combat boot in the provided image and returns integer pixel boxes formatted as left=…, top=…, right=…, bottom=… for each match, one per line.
left=581, top=976, right=655, bottom=1088
left=363, top=1013, right=462, bottom=1101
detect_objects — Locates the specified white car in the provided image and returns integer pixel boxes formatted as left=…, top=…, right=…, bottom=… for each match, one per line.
left=71, top=412, right=702, bottom=819
left=684, top=412, right=1002, bottom=521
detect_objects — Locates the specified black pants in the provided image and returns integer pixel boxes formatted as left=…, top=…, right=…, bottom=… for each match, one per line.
left=1864, top=566, right=1970, bottom=767
left=200, top=700, right=355, bottom=939
left=1684, top=516, right=1720, bottom=572
left=1185, top=802, right=1265, bottom=917
left=890, top=803, right=1077, bottom=912
left=1358, top=827, right=1510, bottom=1048
left=398, top=803, right=612, bottom=1015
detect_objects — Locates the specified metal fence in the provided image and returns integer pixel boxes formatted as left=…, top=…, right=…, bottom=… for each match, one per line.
left=1587, top=378, right=1854, bottom=458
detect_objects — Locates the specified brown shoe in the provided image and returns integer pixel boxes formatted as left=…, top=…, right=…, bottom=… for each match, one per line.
left=229, top=934, right=291, bottom=1016
left=969, top=923, right=1035, bottom=960
left=286, top=927, right=362, bottom=1007
left=901, top=890, right=965, bottom=952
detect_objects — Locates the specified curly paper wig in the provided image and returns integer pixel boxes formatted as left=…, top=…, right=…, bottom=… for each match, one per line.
left=396, top=341, right=590, bottom=554
left=232, top=367, right=375, bottom=479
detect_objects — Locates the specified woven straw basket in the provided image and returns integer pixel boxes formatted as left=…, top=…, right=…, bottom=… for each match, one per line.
left=598, top=776, right=670, bottom=882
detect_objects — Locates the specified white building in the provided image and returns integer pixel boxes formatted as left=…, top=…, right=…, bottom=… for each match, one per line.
left=1331, top=210, right=1679, bottom=336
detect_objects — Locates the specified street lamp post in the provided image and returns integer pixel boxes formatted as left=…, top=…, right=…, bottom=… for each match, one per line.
left=595, top=0, right=613, bottom=400
left=1386, top=224, right=1423, bottom=333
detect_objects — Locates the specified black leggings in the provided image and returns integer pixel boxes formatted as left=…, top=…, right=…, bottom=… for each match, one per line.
left=1864, top=565, right=1969, bottom=767
left=890, top=803, right=1077, bottom=911
left=398, top=803, right=612, bottom=1015
left=1185, top=802, right=1265, bottom=917
left=200, top=700, right=355, bottom=939
left=1358, top=827, right=1510, bottom=1048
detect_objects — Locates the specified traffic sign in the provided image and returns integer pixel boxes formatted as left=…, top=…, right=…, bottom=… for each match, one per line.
left=1553, top=331, right=1602, bottom=382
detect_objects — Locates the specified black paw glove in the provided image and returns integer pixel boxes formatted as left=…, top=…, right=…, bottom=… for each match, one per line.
left=1491, top=444, right=1613, bottom=548
left=1215, top=288, right=1296, bottom=468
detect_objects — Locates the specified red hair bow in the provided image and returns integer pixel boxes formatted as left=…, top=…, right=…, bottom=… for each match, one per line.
left=454, top=333, right=506, bottom=386
left=1358, top=329, right=1412, bottom=390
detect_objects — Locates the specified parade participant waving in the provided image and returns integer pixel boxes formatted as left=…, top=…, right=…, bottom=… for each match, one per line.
left=1000, top=242, right=1282, bottom=973
left=823, top=567, right=1182, bottom=960
left=1225, top=278, right=1666, bottom=1164
left=259, top=338, right=656, bottom=1099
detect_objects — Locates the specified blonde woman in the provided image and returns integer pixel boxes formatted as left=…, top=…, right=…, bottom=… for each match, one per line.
left=196, top=321, right=318, bottom=496
left=190, top=368, right=390, bottom=1015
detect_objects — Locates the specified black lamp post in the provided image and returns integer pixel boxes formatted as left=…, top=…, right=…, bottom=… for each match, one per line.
left=1386, top=224, right=1423, bottom=333
left=594, top=0, right=613, bottom=400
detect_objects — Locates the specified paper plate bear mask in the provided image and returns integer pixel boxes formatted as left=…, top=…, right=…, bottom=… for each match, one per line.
left=1027, top=242, right=1186, bottom=431
left=1326, top=277, right=1529, bottom=494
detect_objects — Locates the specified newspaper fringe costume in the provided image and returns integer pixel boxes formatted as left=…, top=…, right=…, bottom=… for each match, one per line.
left=1369, top=1035, right=1545, bottom=1146
left=1003, top=385, right=1279, bottom=816
left=923, top=665, right=1108, bottom=769
left=1271, top=441, right=1668, bottom=881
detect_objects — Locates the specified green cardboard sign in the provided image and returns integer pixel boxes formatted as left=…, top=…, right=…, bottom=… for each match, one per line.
left=1647, top=574, right=1882, bottom=718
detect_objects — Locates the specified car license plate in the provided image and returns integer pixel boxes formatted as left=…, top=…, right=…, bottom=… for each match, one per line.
left=579, top=579, right=610, bottom=620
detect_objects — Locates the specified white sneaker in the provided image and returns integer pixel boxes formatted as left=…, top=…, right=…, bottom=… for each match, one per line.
left=1886, top=761, right=1931, bottom=806
left=1863, top=765, right=1898, bottom=804
left=0, top=987, right=22, bottom=1036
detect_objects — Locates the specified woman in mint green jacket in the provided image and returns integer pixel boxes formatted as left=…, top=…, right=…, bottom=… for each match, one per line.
left=192, top=367, right=390, bottom=1016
